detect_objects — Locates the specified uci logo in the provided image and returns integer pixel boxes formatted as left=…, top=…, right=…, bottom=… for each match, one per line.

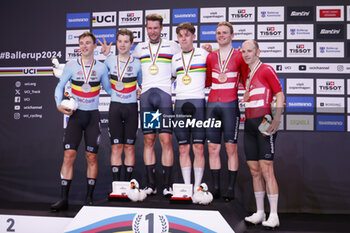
left=23, top=69, right=37, bottom=74
left=93, top=15, right=115, bottom=23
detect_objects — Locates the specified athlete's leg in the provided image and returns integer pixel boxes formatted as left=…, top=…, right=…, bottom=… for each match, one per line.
left=179, top=144, right=191, bottom=184
left=111, top=144, right=123, bottom=181
left=124, top=144, right=135, bottom=181
left=192, top=143, right=205, bottom=189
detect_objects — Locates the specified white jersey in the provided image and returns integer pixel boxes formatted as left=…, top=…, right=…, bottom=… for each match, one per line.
left=133, top=39, right=181, bottom=95
left=172, top=48, right=208, bottom=100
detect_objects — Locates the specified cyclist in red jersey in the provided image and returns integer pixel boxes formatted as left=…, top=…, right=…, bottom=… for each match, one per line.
left=205, top=22, right=249, bottom=201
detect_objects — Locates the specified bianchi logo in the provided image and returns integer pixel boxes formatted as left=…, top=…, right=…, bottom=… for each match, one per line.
left=143, top=110, right=221, bottom=129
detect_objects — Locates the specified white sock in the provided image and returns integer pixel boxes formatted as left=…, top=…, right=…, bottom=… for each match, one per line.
left=255, top=191, right=266, bottom=213
left=267, top=194, right=278, bottom=214
left=193, top=167, right=204, bottom=188
left=181, top=167, right=191, bottom=184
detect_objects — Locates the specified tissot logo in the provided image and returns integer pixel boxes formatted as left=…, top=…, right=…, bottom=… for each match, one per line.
left=257, top=25, right=284, bottom=40
left=287, top=7, right=313, bottom=21
left=316, top=24, right=344, bottom=39
left=119, top=11, right=143, bottom=26
left=92, top=12, right=116, bottom=27
left=317, top=79, right=344, bottom=95
left=228, top=7, right=255, bottom=22
left=287, top=42, right=313, bottom=58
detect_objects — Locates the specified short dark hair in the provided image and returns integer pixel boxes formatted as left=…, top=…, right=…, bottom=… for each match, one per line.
left=176, top=22, right=195, bottom=35
left=78, top=32, right=96, bottom=44
left=117, top=29, right=134, bottom=43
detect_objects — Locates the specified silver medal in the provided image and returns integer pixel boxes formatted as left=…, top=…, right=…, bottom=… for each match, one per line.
left=115, top=81, right=124, bottom=91
left=81, top=83, right=91, bottom=93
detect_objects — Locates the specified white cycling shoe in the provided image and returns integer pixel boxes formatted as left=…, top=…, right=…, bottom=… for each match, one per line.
left=262, top=213, right=280, bottom=229
left=244, top=211, right=266, bottom=225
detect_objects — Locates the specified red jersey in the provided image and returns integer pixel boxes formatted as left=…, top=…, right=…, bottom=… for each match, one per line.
left=244, top=63, right=282, bottom=119
left=206, top=49, right=249, bottom=103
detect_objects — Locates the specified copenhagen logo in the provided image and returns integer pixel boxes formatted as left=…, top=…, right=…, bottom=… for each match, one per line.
left=143, top=110, right=162, bottom=129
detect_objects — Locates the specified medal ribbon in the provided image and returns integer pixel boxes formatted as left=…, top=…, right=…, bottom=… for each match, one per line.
left=218, top=48, right=234, bottom=74
left=181, top=48, right=195, bottom=77
left=148, top=39, right=162, bottom=66
left=246, top=60, right=262, bottom=91
left=80, top=57, right=95, bottom=84
left=117, top=55, right=132, bottom=82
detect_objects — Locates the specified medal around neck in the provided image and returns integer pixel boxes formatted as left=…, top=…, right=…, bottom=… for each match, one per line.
left=218, top=72, right=228, bottom=83
left=149, top=64, right=159, bottom=75
left=115, top=81, right=125, bottom=91
left=81, top=83, right=92, bottom=93
left=182, top=75, right=192, bottom=85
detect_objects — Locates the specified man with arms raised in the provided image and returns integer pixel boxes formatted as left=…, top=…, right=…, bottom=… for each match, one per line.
left=241, top=39, right=284, bottom=229
left=52, top=32, right=111, bottom=211
left=171, top=22, right=208, bottom=191
left=205, top=22, right=249, bottom=201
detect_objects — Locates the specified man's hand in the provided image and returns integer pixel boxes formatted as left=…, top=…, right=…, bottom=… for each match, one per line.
left=137, top=85, right=142, bottom=99
left=97, top=37, right=112, bottom=56
left=266, top=118, right=280, bottom=135
left=201, top=44, right=212, bottom=53
left=57, top=105, right=73, bottom=116
left=243, top=91, right=249, bottom=102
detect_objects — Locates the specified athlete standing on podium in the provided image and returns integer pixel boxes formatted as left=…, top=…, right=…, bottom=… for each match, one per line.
left=51, top=32, right=111, bottom=211
left=171, top=22, right=208, bottom=191
left=100, top=29, right=142, bottom=182
left=205, top=22, right=249, bottom=201
left=241, top=39, right=284, bottom=229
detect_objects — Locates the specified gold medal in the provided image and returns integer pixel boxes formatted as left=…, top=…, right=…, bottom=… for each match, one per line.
left=182, top=75, right=192, bottom=85
left=218, top=72, right=227, bottom=83
left=149, top=64, right=159, bottom=75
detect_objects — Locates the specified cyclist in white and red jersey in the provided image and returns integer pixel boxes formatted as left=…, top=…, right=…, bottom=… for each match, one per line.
left=241, top=39, right=284, bottom=229
left=205, top=22, right=249, bottom=201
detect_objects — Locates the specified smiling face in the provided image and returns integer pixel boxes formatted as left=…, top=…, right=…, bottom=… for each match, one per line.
left=177, top=29, right=195, bottom=51
left=79, top=35, right=97, bottom=58
left=216, top=25, right=233, bottom=47
left=241, top=40, right=261, bottom=66
left=146, top=20, right=163, bottom=42
left=117, top=34, right=133, bottom=56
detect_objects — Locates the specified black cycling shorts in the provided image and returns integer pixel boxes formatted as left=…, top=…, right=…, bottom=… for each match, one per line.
left=206, top=100, right=240, bottom=144
left=174, top=99, right=205, bottom=145
left=108, top=102, right=138, bottom=145
left=244, top=116, right=277, bottom=161
left=63, top=109, right=101, bottom=153
left=140, top=88, right=173, bottom=134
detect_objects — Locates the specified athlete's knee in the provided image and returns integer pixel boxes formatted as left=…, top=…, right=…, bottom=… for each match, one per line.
left=63, top=150, right=76, bottom=164
left=85, top=152, right=98, bottom=165
left=144, top=135, right=156, bottom=148
left=124, top=144, right=135, bottom=154
left=159, top=134, right=172, bottom=148
left=208, top=143, right=220, bottom=157
left=259, top=160, right=274, bottom=179
left=192, top=144, right=204, bottom=154
left=179, top=144, right=190, bottom=155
